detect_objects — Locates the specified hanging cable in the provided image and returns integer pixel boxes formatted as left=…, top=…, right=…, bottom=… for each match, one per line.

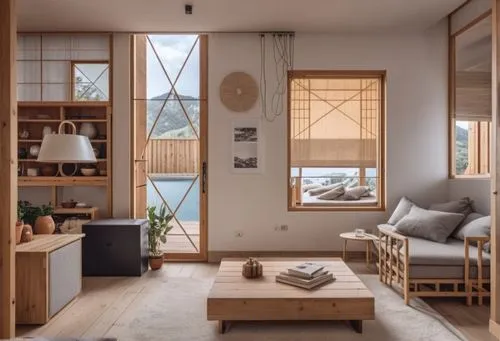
left=260, top=32, right=295, bottom=122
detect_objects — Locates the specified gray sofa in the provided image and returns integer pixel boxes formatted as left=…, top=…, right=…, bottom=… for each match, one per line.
left=377, top=197, right=490, bottom=305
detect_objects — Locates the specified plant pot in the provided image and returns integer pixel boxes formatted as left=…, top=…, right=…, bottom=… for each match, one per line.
left=34, top=215, right=55, bottom=234
left=149, top=255, right=164, bottom=271
left=15, top=221, right=23, bottom=244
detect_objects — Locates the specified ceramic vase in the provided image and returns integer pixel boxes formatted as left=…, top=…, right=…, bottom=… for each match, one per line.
left=34, top=216, right=55, bottom=234
left=42, top=126, right=53, bottom=137
left=29, top=144, right=41, bottom=157
left=15, top=221, right=23, bottom=244
left=79, top=123, right=97, bottom=139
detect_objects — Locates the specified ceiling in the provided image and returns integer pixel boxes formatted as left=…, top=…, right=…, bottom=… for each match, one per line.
left=17, top=0, right=466, bottom=33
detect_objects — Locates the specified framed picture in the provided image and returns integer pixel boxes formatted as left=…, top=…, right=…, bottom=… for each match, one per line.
left=231, top=119, right=263, bottom=173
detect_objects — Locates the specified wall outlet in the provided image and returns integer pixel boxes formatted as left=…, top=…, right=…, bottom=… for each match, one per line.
left=234, top=231, right=244, bottom=238
left=275, top=224, right=288, bottom=232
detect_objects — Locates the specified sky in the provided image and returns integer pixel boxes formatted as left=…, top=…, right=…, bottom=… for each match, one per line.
left=146, top=35, right=200, bottom=99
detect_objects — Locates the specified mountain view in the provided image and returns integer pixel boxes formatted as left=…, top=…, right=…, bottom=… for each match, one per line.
left=455, top=125, right=468, bottom=175
left=148, top=92, right=200, bottom=138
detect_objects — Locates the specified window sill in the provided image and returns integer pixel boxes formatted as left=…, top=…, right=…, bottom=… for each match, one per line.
left=288, top=205, right=386, bottom=212
left=450, top=175, right=490, bottom=180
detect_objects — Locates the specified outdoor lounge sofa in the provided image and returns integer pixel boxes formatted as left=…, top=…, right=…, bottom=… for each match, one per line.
left=377, top=197, right=491, bottom=305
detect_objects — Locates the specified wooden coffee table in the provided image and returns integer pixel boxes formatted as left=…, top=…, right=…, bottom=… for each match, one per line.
left=207, top=258, right=374, bottom=333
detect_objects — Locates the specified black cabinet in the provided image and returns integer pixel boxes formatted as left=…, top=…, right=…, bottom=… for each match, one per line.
left=82, top=219, right=149, bottom=276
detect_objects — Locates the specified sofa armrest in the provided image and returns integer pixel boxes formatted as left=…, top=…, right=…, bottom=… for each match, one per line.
left=378, top=224, right=407, bottom=242
left=464, top=236, right=489, bottom=306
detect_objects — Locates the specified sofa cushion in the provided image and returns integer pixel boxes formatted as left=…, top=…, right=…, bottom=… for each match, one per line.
left=387, top=196, right=416, bottom=225
left=429, top=197, right=474, bottom=217
left=394, top=206, right=464, bottom=243
left=452, top=212, right=484, bottom=239
left=308, top=183, right=342, bottom=196
left=454, top=215, right=491, bottom=241
left=409, top=264, right=490, bottom=279
left=405, top=237, right=490, bottom=266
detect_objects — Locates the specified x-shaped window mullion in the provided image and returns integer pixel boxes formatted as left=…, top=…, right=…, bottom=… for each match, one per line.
left=75, top=65, right=109, bottom=100
left=143, top=35, right=200, bottom=153
left=147, top=175, right=199, bottom=253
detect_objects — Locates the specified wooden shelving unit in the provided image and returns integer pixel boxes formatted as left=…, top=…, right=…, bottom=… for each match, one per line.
left=17, top=102, right=112, bottom=216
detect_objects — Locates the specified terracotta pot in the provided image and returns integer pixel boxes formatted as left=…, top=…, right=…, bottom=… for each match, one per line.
left=15, top=222, right=23, bottom=244
left=149, top=255, right=164, bottom=271
left=21, top=224, right=33, bottom=243
left=34, top=215, right=55, bottom=234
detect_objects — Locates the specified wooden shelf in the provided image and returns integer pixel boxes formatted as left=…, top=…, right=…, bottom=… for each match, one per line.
left=19, top=119, right=60, bottom=123
left=18, top=159, right=107, bottom=162
left=18, top=101, right=110, bottom=107
left=19, top=176, right=108, bottom=187
left=19, top=139, right=43, bottom=143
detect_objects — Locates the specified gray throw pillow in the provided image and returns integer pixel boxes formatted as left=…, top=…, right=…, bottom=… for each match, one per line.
left=452, top=212, right=484, bottom=239
left=308, top=183, right=342, bottom=196
left=344, top=186, right=370, bottom=200
left=429, top=197, right=473, bottom=217
left=454, top=215, right=491, bottom=241
left=394, top=206, right=464, bottom=243
left=387, top=196, right=416, bottom=225
left=317, top=186, right=345, bottom=200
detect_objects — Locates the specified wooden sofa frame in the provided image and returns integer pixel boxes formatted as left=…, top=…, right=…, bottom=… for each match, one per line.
left=378, top=226, right=490, bottom=306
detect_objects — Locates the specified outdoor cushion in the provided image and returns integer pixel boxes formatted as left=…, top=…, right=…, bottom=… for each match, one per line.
left=308, top=183, right=343, bottom=196
left=429, top=197, right=474, bottom=217
left=317, top=186, right=345, bottom=200
left=344, top=186, right=370, bottom=200
left=394, top=206, right=464, bottom=243
left=302, top=183, right=321, bottom=192
left=387, top=196, right=416, bottom=225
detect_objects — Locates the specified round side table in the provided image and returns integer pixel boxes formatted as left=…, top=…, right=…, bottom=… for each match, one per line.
left=339, top=232, right=378, bottom=265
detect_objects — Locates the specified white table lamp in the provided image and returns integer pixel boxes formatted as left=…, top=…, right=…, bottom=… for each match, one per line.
left=37, top=120, right=96, bottom=176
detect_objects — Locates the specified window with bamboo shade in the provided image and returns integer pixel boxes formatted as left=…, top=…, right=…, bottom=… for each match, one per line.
left=288, top=71, right=385, bottom=210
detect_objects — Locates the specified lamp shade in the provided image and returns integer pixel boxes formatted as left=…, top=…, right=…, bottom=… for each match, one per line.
left=37, top=134, right=97, bottom=163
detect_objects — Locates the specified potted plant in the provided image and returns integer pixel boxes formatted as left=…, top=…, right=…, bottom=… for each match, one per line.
left=147, top=204, right=173, bottom=270
left=33, top=204, right=55, bottom=235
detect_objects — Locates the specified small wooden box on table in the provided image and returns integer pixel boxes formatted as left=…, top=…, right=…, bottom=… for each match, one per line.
left=16, top=234, right=84, bottom=324
left=207, top=258, right=374, bottom=334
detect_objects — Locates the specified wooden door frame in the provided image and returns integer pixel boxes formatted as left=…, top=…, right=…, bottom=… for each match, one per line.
left=0, top=0, right=17, bottom=337
left=130, top=34, right=208, bottom=262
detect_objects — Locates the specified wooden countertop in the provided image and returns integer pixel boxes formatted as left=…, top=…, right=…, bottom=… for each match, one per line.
left=16, top=234, right=85, bottom=253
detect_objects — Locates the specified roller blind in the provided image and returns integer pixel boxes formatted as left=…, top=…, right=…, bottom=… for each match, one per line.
left=454, top=71, right=492, bottom=121
left=290, top=75, right=382, bottom=168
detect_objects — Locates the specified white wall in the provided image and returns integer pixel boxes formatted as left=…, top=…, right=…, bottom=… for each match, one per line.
left=449, top=179, right=491, bottom=215
left=207, top=22, right=450, bottom=251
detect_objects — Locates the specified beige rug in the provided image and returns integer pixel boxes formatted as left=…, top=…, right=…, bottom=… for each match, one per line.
left=100, top=274, right=465, bottom=341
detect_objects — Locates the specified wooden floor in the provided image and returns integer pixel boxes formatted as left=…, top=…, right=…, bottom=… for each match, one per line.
left=16, top=261, right=493, bottom=341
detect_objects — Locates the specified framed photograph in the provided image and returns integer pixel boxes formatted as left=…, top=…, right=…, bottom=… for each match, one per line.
left=232, top=119, right=263, bottom=173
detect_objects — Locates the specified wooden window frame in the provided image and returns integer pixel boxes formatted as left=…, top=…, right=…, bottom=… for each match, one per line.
left=70, top=60, right=111, bottom=102
left=449, top=10, right=492, bottom=179
left=287, top=70, right=386, bottom=212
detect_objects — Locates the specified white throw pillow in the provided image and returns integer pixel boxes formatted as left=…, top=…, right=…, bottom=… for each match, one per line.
left=302, top=183, right=322, bottom=193
left=308, top=183, right=343, bottom=196
left=387, top=196, right=416, bottom=225
left=344, top=186, right=370, bottom=200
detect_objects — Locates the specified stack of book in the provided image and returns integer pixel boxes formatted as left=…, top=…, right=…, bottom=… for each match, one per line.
left=275, top=262, right=335, bottom=290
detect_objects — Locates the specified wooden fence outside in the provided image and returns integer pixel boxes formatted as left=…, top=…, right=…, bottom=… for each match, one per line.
left=146, top=139, right=199, bottom=174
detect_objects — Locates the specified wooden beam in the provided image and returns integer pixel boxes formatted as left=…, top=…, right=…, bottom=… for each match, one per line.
left=492, top=0, right=500, bottom=339
left=0, top=0, right=17, bottom=337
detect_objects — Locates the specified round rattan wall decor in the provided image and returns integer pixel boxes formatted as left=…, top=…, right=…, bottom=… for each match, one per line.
left=219, top=72, right=258, bottom=112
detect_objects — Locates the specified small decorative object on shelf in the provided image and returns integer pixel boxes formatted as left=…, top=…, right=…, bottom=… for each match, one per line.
left=27, top=167, right=39, bottom=177
left=18, top=147, right=27, bottom=159
left=42, top=125, right=53, bottom=137
left=80, top=165, right=97, bottom=176
left=242, top=257, right=263, bottom=279
left=61, top=199, right=77, bottom=208
left=41, top=164, right=57, bottom=176
left=21, top=224, right=33, bottom=243
left=19, top=128, right=29, bottom=139
left=79, top=122, right=97, bottom=139
left=29, top=144, right=41, bottom=157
